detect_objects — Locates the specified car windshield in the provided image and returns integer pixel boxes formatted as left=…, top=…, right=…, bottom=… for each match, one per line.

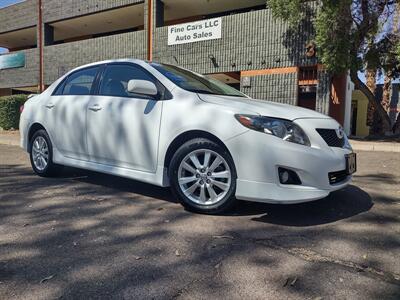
left=150, top=62, right=247, bottom=98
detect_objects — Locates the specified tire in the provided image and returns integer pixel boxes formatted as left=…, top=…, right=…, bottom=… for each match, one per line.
left=169, top=138, right=237, bottom=214
left=29, top=129, right=61, bottom=177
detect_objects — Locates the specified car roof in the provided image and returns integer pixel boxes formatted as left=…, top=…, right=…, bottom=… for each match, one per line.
left=67, top=58, right=149, bottom=74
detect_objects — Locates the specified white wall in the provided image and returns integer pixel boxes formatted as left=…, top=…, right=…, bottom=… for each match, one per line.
left=344, top=72, right=354, bottom=136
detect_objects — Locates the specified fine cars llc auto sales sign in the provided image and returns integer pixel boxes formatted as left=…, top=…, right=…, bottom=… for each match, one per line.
left=168, top=18, right=222, bottom=45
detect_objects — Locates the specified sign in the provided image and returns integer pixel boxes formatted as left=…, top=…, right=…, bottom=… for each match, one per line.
left=241, top=76, right=251, bottom=88
left=0, top=52, right=25, bottom=70
left=168, top=17, right=222, bottom=46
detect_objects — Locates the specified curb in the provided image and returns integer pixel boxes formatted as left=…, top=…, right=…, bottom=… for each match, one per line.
left=0, top=132, right=20, bottom=147
left=350, top=140, right=400, bottom=153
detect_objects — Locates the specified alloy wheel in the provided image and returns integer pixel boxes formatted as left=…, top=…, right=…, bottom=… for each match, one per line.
left=177, top=149, right=232, bottom=205
left=32, top=136, right=49, bottom=171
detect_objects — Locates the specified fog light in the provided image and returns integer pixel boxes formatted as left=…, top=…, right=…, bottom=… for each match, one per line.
left=278, top=167, right=301, bottom=185
left=280, top=170, right=290, bottom=183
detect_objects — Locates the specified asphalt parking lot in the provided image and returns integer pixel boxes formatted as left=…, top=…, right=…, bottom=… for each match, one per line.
left=0, top=144, right=399, bottom=299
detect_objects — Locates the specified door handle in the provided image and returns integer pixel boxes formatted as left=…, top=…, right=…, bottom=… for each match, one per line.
left=45, top=103, right=55, bottom=109
left=89, top=104, right=102, bottom=112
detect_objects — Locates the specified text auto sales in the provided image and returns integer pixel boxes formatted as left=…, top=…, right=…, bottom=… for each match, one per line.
left=170, top=19, right=220, bottom=42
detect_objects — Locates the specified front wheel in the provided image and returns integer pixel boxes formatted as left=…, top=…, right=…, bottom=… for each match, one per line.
left=169, top=138, right=237, bottom=214
left=29, top=129, right=61, bottom=177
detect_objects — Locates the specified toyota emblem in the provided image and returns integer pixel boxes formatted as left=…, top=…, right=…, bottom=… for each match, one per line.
left=336, top=127, right=344, bottom=139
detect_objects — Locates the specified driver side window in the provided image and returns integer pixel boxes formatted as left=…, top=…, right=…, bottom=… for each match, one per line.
left=99, top=64, right=157, bottom=99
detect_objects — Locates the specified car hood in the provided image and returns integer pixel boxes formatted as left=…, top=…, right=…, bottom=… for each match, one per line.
left=198, top=94, right=331, bottom=121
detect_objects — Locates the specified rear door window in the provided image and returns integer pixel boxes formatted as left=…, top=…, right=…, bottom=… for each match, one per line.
left=62, top=67, right=100, bottom=95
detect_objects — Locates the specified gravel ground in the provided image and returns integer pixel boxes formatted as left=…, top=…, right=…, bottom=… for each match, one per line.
left=0, top=144, right=399, bottom=299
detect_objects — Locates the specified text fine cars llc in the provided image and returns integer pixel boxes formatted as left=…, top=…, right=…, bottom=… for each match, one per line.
left=170, top=19, right=220, bottom=42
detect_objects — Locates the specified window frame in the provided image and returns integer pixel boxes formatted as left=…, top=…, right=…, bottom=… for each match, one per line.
left=52, top=65, right=103, bottom=96
left=95, top=62, right=171, bottom=100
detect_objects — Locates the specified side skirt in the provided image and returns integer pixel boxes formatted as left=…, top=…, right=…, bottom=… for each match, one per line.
left=53, top=147, right=170, bottom=187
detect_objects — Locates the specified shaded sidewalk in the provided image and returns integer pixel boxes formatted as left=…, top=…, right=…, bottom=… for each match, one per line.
left=0, top=130, right=19, bottom=146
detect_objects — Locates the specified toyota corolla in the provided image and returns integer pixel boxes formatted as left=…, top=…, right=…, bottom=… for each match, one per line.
left=20, top=59, right=356, bottom=213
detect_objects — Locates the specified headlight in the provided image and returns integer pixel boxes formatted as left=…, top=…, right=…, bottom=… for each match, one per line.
left=235, top=114, right=311, bottom=146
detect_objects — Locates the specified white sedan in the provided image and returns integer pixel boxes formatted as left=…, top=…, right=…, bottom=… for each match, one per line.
left=20, top=59, right=356, bottom=213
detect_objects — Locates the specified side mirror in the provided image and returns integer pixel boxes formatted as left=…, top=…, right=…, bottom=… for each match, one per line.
left=127, top=80, right=158, bottom=96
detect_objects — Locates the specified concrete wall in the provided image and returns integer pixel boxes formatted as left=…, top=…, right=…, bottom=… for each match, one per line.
left=153, top=8, right=316, bottom=74
left=352, top=90, right=370, bottom=137
left=43, top=31, right=146, bottom=84
left=0, top=0, right=37, bottom=33
left=241, top=72, right=298, bottom=105
left=0, top=49, right=39, bottom=88
left=42, top=0, right=144, bottom=23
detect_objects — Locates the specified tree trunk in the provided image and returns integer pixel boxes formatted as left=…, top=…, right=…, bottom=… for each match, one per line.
left=365, top=69, right=376, bottom=133
left=350, top=71, right=392, bottom=134
left=390, top=3, right=399, bottom=133
left=381, top=73, right=391, bottom=113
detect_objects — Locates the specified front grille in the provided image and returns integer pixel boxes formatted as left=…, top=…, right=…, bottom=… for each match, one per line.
left=316, top=129, right=345, bottom=148
left=329, top=170, right=348, bottom=185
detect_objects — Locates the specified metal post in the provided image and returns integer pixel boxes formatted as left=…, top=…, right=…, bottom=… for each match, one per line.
left=147, top=0, right=153, bottom=61
left=38, top=0, right=44, bottom=92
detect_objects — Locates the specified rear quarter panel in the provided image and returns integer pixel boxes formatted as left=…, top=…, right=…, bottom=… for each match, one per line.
left=19, top=78, right=63, bottom=151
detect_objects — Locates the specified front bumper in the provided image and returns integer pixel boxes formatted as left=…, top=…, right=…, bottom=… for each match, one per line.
left=225, top=118, right=353, bottom=204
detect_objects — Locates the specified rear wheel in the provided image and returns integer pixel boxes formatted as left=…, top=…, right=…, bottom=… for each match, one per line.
left=169, top=138, right=237, bottom=214
left=29, top=129, right=60, bottom=177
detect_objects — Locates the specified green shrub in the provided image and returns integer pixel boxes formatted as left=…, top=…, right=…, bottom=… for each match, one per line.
left=0, top=94, right=28, bottom=130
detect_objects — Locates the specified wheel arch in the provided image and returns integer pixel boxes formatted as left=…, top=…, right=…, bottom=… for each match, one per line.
left=163, top=130, right=233, bottom=171
left=27, top=123, right=47, bottom=152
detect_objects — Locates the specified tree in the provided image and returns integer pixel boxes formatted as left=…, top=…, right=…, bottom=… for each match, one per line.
left=393, top=40, right=400, bottom=133
left=392, top=2, right=400, bottom=134
left=268, top=0, right=400, bottom=135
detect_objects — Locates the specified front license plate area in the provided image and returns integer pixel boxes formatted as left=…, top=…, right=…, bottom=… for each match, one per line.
left=345, top=153, right=357, bottom=175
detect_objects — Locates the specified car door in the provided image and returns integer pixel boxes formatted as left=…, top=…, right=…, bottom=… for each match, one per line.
left=44, top=66, right=100, bottom=160
left=86, top=63, right=163, bottom=172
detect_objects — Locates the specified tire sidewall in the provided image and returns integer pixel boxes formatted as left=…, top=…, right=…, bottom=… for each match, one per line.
left=29, top=129, right=54, bottom=176
left=169, top=138, right=237, bottom=214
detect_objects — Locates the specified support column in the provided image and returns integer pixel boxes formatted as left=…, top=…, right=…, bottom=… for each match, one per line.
left=38, top=0, right=44, bottom=92
left=146, top=0, right=153, bottom=61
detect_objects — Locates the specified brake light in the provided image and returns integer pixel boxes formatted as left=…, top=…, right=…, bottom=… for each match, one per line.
left=20, top=105, right=24, bottom=113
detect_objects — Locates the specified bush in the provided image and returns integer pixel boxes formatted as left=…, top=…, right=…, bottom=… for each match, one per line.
left=0, top=94, right=28, bottom=130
